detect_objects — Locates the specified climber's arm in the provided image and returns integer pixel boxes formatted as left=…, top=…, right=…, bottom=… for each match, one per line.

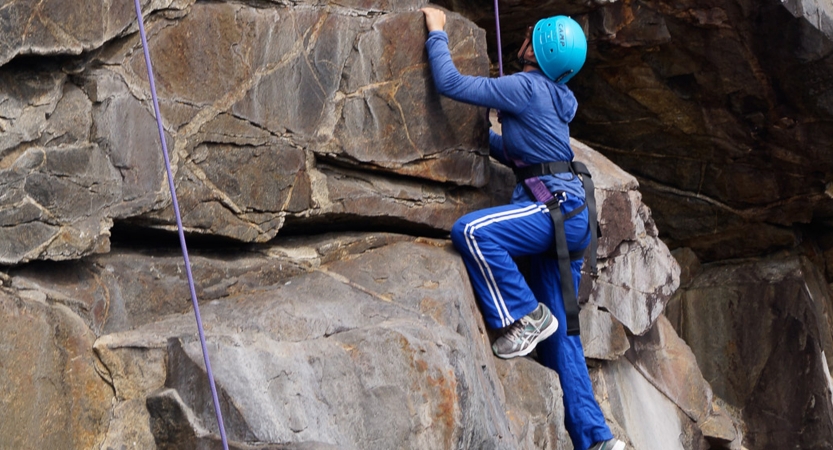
left=420, top=7, right=532, bottom=116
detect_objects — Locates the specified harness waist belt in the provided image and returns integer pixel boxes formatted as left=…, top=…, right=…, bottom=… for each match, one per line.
left=513, top=161, right=574, bottom=180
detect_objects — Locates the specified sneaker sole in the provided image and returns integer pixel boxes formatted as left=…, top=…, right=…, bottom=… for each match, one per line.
left=493, top=316, right=559, bottom=359
left=610, top=441, right=625, bottom=450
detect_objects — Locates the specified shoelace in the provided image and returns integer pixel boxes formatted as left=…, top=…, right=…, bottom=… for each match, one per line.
left=504, top=317, right=530, bottom=341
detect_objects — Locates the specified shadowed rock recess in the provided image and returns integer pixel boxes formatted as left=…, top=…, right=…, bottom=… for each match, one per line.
left=2, top=0, right=829, bottom=449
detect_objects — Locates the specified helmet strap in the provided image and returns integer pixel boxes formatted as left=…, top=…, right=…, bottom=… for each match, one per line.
left=517, top=39, right=539, bottom=69
left=555, top=70, right=575, bottom=83
left=518, top=57, right=539, bottom=68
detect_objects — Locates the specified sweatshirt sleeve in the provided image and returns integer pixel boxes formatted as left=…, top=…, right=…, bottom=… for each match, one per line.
left=489, top=130, right=510, bottom=165
left=425, top=31, right=531, bottom=115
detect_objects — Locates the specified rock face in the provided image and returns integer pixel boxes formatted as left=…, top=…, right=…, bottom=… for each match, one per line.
left=2, top=121, right=694, bottom=448
left=0, top=287, right=113, bottom=450
left=1, top=88, right=697, bottom=447
left=668, top=254, right=833, bottom=449
left=431, top=2, right=833, bottom=446
left=6, top=226, right=698, bottom=449
left=3, top=0, right=814, bottom=449
left=571, top=0, right=833, bottom=263
left=1, top=2, right=492, bottom=264
left=93, top=237, right=517, bottom=449
left=0, top=0, right=194, bottom=67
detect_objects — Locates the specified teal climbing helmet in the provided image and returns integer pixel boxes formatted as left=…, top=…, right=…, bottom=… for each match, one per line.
left=531, top=16, right=587, bottom=83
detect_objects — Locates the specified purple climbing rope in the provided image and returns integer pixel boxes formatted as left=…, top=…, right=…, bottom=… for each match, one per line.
left=131, top=1, right=229, bottom=449
left=493, top=0, right=504, bottom=77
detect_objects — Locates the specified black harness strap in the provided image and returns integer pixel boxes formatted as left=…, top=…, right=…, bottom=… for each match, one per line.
left=572, top=161, right=600, bottom=277
left=545, top=196, right=583, bottom=336
left=514, top=161, right=573, bottom=180
left=562, top=203, right=588, bottom=261
left=513, top=160, right=601, bottom=336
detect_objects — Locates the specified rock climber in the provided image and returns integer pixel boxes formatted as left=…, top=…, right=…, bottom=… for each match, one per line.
left=420, top=7, right=625, bottom=450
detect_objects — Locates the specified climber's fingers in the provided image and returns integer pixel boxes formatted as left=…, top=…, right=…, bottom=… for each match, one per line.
left=420, top=7, right=446, bottom=32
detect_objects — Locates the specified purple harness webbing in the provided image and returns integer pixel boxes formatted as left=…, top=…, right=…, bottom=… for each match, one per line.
left=524, top=176, right=557, bottom=203
left=131, top=2, right=230, bottom=448
left=503, top=141, right=557, bottom=203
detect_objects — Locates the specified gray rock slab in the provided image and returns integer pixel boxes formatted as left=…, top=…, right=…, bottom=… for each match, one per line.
left=0, top=0, right=194, bottom=66
left=626, top=315, right=713, bottom=423
left=0, top=288, right=113, bottom=449
left=92, top=237, right=520, bottom=449
left=9, top=233, right=416, bottom=334
left=494, top=357, right=572, bottom=450
left=580, top=307, right=630, bottom=361
left=593, top=357, right=709, bottom=450
left=673, top=254, right=833, bottom=449
left=572, top=139, right=680, bottom=336
left=0, top=143, right=120, bottom=263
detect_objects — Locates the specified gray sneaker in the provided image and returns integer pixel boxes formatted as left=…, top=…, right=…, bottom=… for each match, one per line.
left=492, top=303, right=558, bottom=359
left=588, top=438, right=625, bottom=450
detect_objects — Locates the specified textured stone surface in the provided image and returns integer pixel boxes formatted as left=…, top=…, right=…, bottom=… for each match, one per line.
left=593, top=357, right=709, bottom=450
left=92, top=237, right=519, bottom=449
left=671, top=255, right=833, bottom=449
left=580, top=307, right=630, bottom=361
left=0, top=142, right=119, bottom=263
left=700, top=401, right=740, bottom=449
left=0, top=288, right=113, bottom=449
left=592, top=315, right=743, bottom=450
left=569, top=0, right=833, bottom=262
left=0, top=1, right=785, bottom=448
left=494, top=357, right=571, bottom=450
left=783, top=0, right=833, bottom=40
left=0, top=0, right=194, bottom=66
left=0, top=1, right=495, bottom=263
left=9, top=233, right=415, bottom=334
left=6, top=228, right=693, bottom=449
left=573, top=139, right=681, bottom=335
left=627, top=315, right=729, bottom=433
left=90, top=2, right=491, bottom=241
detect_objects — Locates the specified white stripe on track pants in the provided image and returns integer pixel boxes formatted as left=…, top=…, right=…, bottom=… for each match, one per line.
left=450, top=197, right=614, bottom=450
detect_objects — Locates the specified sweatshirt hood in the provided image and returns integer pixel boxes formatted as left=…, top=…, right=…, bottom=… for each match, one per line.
left=547, top=81, right=578, bottom=123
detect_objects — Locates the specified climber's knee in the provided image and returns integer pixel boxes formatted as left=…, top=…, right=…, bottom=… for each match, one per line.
left=450, top=218, right=469, bottom=252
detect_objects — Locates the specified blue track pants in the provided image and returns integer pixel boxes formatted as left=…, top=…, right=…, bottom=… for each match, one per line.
left=450, top=195, right=613, bottom=450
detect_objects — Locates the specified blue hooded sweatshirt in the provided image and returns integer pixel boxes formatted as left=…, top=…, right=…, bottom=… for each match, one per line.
left=425, top=30, right=585, bottom=202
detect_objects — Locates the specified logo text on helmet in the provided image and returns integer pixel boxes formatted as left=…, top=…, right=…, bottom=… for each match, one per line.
left=557, top=22, right=566, bottom=48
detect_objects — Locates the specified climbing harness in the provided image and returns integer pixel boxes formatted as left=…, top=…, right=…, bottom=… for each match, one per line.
left=131, top=1, right=230, bottom=448
left=513, top=161, right=600, bottom=337
left=492, top=5, right=599, bottom=336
